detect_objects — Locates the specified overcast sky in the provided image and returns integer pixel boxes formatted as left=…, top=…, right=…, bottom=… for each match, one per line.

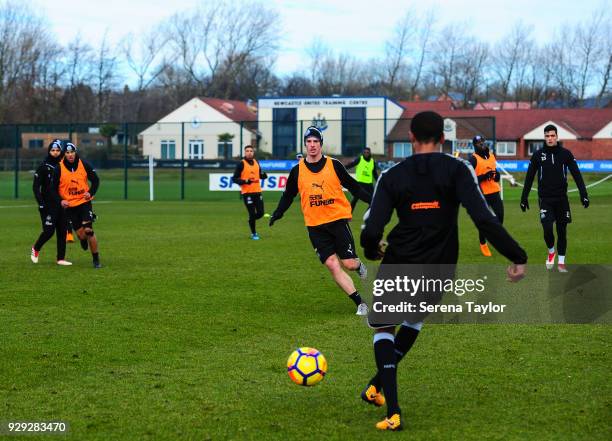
left=37, top=0, right=609, bottom=84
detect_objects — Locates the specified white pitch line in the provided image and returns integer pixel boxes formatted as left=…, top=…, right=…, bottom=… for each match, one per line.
left=0, top=201, right=114, bottom=209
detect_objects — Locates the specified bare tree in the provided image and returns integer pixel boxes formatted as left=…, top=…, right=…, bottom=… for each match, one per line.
left=382, top=12, right=414, bottom=93
left=93, top=32, right=121, bottom=120
left=0, top=1, right=54, bottom=122
left=492, top=23, right=534, bottom=106
left=165, top=0, right=279, bottom=98
left=454, top=39, right=489, bottom=108
left=432, top=23, right=466, bottom=99
left=122, top=30, right=170, bottom=92
left=408, top=9, right=436, bottom=99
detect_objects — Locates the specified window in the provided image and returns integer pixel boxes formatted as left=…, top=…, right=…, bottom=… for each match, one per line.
left=273, top=108, right=297, bottom=158
left=161, top=140, right=176, bottom=159
left=342, top=107, right=366, bottom=156
left=82, top=139, right=91, bottom=145
left=188, top=140, right=204, bottom=159
left=496, top=141, right=516, bottom=156
left=393, top=142, right=412, bottom=158
left=28, top=139, right=44, bottom=149
left=218, top=142, right=233, bottom=159
left=96, top=140, right=104, bottom=147
left=528, top=141, right=543, bottom=155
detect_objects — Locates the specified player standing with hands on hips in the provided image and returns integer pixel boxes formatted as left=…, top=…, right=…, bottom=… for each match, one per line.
left=31, top=139, right=71, bottom=266
left=232, top=145, right=268, bottom=240
left=520, top=124, right=589, bottom=272
left=360, top=112, right=527, bottom=431
left=269, top=126, right=372, bottom=316
left=56, top=143, right=102, bottom=269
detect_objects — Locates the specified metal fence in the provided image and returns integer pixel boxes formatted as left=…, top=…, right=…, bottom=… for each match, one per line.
left=0, top=117, right=496, bottom=200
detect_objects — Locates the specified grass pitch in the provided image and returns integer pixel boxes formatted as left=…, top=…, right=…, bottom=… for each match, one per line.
left=0, top=175, right=610, bottom=440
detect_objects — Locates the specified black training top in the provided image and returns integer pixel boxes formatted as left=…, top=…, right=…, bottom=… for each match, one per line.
left=33, top=157, right=61, bottom=207
left=361, top=152, right=527, bottom=264
left=521, top=144, right=588, bottom=200
left=273, top=155, right=372, bottom=218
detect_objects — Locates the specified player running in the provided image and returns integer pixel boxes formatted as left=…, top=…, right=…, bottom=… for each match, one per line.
left=269, top=126, right=372, bottom=315
left=30, top=139, right=71, bottom=266
left=56, top=143, right=102, bottom=269
left=468, top=135, right=503, bottom=257
left=232, top=145, right=268, bottom=240
left=360, top=112, right=527, bottom=431
left=345, top=147, right=378, bottom=212
left=520, top=124, right=589, bottom=272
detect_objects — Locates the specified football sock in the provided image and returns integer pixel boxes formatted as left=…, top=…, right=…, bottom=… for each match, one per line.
left=92, top=252, right=99, bottom=262
left=556, top=223, right=567, bottom=256
left=370, top=323, right=421, bottom=390
left=543, top=223, right=555, bottom=249
left=349, top=291, right=363, bottom=306
left=548, top=247, right=555, bottom=254
left=374, top=333, right=400, bottom=417
left=249, top=219, right=256, bottom=234
left=558, top=255, right=565, bottom=264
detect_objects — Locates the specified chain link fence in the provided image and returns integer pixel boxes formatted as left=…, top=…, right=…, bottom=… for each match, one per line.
left=0, top=117, right=495, bottom=201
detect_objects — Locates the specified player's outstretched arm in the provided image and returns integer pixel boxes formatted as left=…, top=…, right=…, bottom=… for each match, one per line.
left=360, top=176, right=394, bottom=260
left=332, top=159, right=372, bottom=204
left=269, top=166, right=299, bottom=226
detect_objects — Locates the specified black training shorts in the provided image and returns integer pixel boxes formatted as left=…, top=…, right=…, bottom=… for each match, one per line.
left=539, top=196, right=571, bottom=224
left=307, top=219, right=358, bottom=264
left=65, top=201, right=95, bottom=229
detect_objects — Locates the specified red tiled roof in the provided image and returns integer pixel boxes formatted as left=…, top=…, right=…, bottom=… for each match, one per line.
left=474, top=101, right=532, bottom=110
left=388, top=107, right=612, bottom=141
left=199, top=97, right=257, bottom=122
left=398, top=100, right=455, bottom=115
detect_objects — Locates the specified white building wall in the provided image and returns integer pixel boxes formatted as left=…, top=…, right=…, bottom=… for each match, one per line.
left=257, top=97, right=404, bottom=157
left=140, top=98, right=254, bottom=159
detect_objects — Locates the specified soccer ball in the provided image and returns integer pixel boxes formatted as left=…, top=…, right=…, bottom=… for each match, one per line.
left=287, top=347, right=327, bottom=386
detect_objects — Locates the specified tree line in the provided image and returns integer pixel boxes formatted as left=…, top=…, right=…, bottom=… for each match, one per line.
left=0, top=0, right=610, bottom=125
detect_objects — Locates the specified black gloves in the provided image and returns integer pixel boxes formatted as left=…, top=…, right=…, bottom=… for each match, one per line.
left=520, top=200, right=529, bottom=212
left=582, top=197, right=589, bottom=208
left=269, top=212, right=282, bottom=226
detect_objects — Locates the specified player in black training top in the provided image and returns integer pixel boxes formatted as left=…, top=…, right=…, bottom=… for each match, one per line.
left=30, top=139, right=71, bottom=266
left=520, top=124, right=589, bottom=272
left=359, top=112, right=527, bottom=431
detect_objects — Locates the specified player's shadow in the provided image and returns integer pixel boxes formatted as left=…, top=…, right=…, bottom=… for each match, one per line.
left=547, top=265, right=611, bottom=323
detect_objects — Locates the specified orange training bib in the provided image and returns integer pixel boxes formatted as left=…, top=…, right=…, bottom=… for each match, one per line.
left=240, top=159, right=262, bottom=194
left=474, top=152, right=501, bottom=195
left=297, top=158, right=352, bottom=227
left=59, top=160, right=90, bottom=207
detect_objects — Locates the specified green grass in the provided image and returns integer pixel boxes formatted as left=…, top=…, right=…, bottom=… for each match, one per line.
left=0, top=179, right=611, bottom=440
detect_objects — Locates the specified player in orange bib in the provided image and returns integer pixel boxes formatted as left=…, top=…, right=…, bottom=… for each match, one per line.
left=56, top=143, right=102, bottom=268
left=468, top=135, right=504, bottom=257
left=269, top=126, right=372, bottom=315
left=232, top=145, right=268, bottom=240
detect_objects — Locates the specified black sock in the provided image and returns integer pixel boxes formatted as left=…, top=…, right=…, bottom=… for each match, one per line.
left=249, top=219, right=256, bottom=234
left=92, top=252, right=99, bottom=261
left=370, top=325, right=420, bottom=390
left=349, top=291, right=362, bottom=306
left=374, top=335, right=400, bottom=417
